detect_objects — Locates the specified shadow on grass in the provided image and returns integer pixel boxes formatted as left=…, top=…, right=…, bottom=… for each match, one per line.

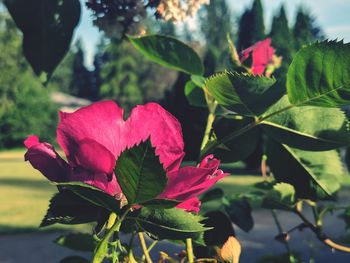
left=0, top=178, right=53, bottom=190
left=0, top=225, right=68, bottom=235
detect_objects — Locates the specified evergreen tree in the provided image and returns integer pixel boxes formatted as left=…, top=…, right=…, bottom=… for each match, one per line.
left=293, top=7, right=325, bottom=50
left=269, top=6, right=294, bottom=71
left=200, top=0, right=234, bottom=71
left=69, top=40, right=94, bottom=99
left=96, top=38, right=177, bottom=113
left=237, top=0, right=265, bottom=50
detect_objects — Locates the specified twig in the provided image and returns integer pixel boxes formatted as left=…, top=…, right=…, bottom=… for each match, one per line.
left=138, top=232, right=153, bottom=263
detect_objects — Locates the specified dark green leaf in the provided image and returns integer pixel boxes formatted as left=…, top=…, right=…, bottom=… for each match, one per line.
left=202, top=211, right=235, bottom=246
left=115, top=140, right=167, bottom=205
left=5, top=0, right=81, bottom=83
left=262, top=183, right=296, bottom=211
left=185, top=80, right=207, bottom=107
left=40, top=191, right=103, bottom=227
left=131, top=207, right=209, bottom=241
left=340, top=207, right=350, bottom=230
left=56, top=182, right=121, bottom=214
left=200, top=188, right=224, bottom=203
left=212, top=117, right=261, bottom=162
left=140, top=199, right=180, bottom=208
left=55, top=233, right=96, bottom=252
left=266, top=139, right=344, bottom=200
left=224, top=198, right=254, bottom=232
left=287, top=40, right=350, bottom=107
left=206, top=72, right=278, bottom=116
left=128, top=34, right=204, bottom=75
left=262, top=96, right=350, bottom=150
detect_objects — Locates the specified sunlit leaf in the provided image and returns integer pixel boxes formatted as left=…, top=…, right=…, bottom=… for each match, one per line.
left=128, top=34, right=204, bottom=75
left=287, top=40, right=350, bottom=107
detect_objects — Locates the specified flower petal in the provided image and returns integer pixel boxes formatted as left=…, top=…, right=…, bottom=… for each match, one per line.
left=74, top=138, right=116, bottom=174
left=57, top=101, right=126, bottom=167
left=160, top=156, right=228, bottom=201
left=239, top=38, right=275, bottom=75
left=24, top=136, right=69, bottom=182
left=71, top=169, right=122, bottom=196
left=176, top=197, right=201, bottom=213
left=125, top=103, right=185, bottom=172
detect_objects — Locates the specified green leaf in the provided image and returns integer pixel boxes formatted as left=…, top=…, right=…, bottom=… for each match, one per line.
left=266, top=139, right=344, bottom=200
left=115, top=140, right=167, bottom=205
left=206, top=72, right=279, bottom=116
left=140, top=199, right=180, bottom=209
left=5, top=0, right=81, bottom=83
left=185, top=80, right=207, bottom=107
left=262, top=183, right=296, bottom=211
left=201, top=211, right=235, bottom=246
left=261, top=96, right=350, bottom=151
left=212, top=117, right=261, bottom=162
left=40, top=191, right=103, bottom=227
left=55, top=233, right=96, bottom=252
left=128, top=34, right=204, bottom=75
left=191, top=75, right=206, bottom=88
left=339, top=207, right=350, bottom=230
left=131, top=207, right=209, bottom=241
left=287, top=40, right=350, bottom=107
left=224, top=198, right=254, bottom=232
left=56, top=182, right=121, bottom=214
left=200, top=188, right=224, bottom=203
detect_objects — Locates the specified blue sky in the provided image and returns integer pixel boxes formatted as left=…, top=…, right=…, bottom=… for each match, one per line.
left=75, top=0, right=350, bottom=67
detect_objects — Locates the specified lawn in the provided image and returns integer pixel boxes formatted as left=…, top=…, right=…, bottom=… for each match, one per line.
left=3, top=150, right=348, bottom=235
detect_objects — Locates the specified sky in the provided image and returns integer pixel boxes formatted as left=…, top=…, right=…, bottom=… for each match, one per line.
left=75, top=0, right=350, bottom=67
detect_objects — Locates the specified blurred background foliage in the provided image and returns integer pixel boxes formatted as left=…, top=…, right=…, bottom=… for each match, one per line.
left=0, top=0, right=324, bottom=153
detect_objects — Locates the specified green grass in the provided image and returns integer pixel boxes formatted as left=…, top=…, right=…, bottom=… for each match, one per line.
left=0, top=150, right=88, bottom=234
left=7, top=150, right=350, bottom=234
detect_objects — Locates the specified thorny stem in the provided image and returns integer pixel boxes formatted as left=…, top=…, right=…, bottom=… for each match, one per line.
left=186, top=238, right=195, bottom=263
left=271, top=210, right=293, bottom=262
left=93, top=209, right=130, bottom=263
left=138, top=232, right=153, bottom=263
left=294, top=209, right=350, bottom=253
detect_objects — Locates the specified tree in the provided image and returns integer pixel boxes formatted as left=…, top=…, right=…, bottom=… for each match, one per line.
left=269, top=6, right=295, bottom=67
left=200, top=0, right=235, bottom=72
left=237, top=0, right=265, bottom=50
left=0, top=11, right=57, bottom=148
left=293, top=7, right=325, bottom=50
left=69, top=40, right=94, bottom=99
left=96, top=38, right=177, bottom=113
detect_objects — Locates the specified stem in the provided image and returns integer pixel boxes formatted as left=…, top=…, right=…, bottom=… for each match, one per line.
left=141, top=240, right=158, bottom=262
left=93, top=209, right=129, bottom=263
left=294, top=210, right=350, bottom=253
left=186, top=238, right=195, bottom=263
left=200, top=111, right=216, bottom=151
left=138, top=232, right=153, bottom=263
left=271, top=210, right=292, bottom=262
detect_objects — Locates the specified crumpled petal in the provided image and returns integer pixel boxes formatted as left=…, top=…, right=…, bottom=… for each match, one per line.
left=239, top=38, right=275, bottom=75
left=125, top=103, right=185, bottom=172
left=159, top=155, right=229, bottom=201
left=24, top=136, right=70, bottom=182
left=176, top=197, right=201, bottom=214
left=57, top=101, right=124, bottom=173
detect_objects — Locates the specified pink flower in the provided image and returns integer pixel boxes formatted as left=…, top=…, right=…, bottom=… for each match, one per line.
left=239, top=38, right=275, bottom=75
left=24, top=101, right=228, bottom=213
